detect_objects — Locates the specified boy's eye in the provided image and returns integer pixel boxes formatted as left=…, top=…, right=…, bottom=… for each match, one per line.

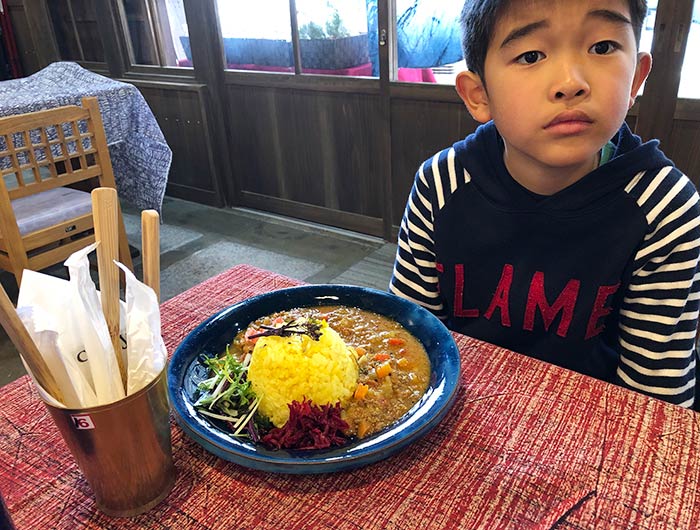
left=590, top=41, right=619, bottom=55
left=515, top=51, right=545, bottom=65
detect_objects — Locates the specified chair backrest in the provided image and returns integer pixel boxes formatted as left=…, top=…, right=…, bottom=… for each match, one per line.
left=0, top=96, right=132, bottom=285
left=0, top=97, right=114, bottom=199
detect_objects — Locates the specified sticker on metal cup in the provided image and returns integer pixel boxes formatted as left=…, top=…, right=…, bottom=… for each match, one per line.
left=71, top=414, right=95, bottom=430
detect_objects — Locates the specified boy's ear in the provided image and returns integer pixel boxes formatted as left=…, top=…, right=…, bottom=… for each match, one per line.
left=456, top=71, right=491, bottom=123
left=629, top=52, right=652, bottom=108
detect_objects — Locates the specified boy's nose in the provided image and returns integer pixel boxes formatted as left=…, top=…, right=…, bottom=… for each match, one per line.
left=550, top=64, right=590, bottom=100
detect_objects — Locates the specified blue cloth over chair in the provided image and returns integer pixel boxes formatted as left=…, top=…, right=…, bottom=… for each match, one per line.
left=0, top=62, right=171, bottom=213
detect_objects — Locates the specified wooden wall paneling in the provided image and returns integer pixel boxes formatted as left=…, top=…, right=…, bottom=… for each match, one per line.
left=69, top=0, right=104, bottom=62
left=390, top=98, right=477, bottom=227
left=331, top=95, right=385, bottom=218
left=227, top=86, right=327, bottom=205
left=174, top=87, right=221, bottom=204
left=182, top=0, right=235, bottom=204
left=8, top=0, right=58, bottom=74
left=188, top=85, right=223, bottom=204
left=94, top=0, right=127, bottom=77
left=43, top=0, right=81, bottom=61
left=277, top=90, right=327, bottom=207
left=666, top=118, right=700, bottom=188
left=225, top=84, right=386, bottom=236
left=241, top=192, right=385, bottom=236
left=131, top=81, right=221, bottom=205
left=313, top=94, right=340, bottom=210
left=227, top=85, right=385, bottom=219
left=6, top=0, right=33, bottom=74
left=225, top=86, right=287, bottom=198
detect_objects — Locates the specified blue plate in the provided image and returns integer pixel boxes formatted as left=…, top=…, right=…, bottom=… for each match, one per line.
left=168, top=285, right=460, bottom=474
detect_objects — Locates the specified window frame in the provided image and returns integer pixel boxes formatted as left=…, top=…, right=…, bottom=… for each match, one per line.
left=634, top=0, right=697, bottom=143
left=216, top=0, right=458, bottom=97
left=41, top=0, right=700, bottom=122
left=114, top=0, right=195, bottom=74
left=47, top=0, right=108, bottom=65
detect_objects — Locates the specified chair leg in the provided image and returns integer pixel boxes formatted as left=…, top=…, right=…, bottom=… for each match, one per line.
left=12, top=268, right=23, bottom=288
left=7, top=247, right=29, bottom=288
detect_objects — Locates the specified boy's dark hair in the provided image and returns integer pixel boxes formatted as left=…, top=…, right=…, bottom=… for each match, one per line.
left=460, top=0, right=648, bottom=81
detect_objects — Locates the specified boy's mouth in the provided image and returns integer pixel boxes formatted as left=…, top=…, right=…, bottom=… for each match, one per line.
left=545, top=110, right=593, bottom=133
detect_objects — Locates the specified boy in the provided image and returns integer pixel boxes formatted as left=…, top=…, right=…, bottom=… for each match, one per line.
left=390, top=0, right=700, bottom=408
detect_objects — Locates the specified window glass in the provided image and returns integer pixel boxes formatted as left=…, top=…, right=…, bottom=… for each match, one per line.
left=639, top=0, right=657, bottom=55
left=158, top=0, right=192, bottom=66
left=216, top=0, right=293, bottom=73
left=678, top=1, right=700, bottom=98
left=295, top=0, right=374, bottom=77
left=121, top=0, right=190, bottom=67
left=634, top=0, right=657, bottom=95
left=392, top=0, right=464, bottom=84
left=48, top=0, right=105, bottom=63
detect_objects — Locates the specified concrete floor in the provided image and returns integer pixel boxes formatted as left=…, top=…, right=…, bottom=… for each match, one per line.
left=0, top=197, right=397, bottom=386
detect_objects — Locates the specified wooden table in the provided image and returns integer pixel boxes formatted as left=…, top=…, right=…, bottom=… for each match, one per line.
left=1, top=264, right=698, bottom=529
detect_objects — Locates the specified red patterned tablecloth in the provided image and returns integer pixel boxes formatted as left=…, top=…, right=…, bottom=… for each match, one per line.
left=1, top=264, right=699, bottom=529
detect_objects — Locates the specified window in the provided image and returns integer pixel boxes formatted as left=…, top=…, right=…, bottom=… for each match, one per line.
left=635, top=0, right=657, bottom=95
left=48, top=0, right=105, bottom=63
left=213, top=0, right=467, bottom=81
left=216, top=0, right=293, bottom=73
left=296, top=0, right=372, bottom=76
left=215, top=0, right=375, bottom=77
left=393, top=0, right=464, bottom=84
left=365, top=0, right=466, bottom=84
left=638, top=0, right=699, bottom=99
left=119, top=0, right=190, bottom=67
left=640, top=0, right=657, bottom=54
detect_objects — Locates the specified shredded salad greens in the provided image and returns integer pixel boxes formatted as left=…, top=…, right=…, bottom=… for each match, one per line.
left=193, top=347, right=263, bottom=441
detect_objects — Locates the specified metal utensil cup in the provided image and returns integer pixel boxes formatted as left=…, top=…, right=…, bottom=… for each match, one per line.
left=0, top=489, right=16, bottom=529
left=42, top=368, right=176, bottom=517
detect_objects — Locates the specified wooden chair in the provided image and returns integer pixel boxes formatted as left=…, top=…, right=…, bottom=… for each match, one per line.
left=0, top=96, right=133, bottom=285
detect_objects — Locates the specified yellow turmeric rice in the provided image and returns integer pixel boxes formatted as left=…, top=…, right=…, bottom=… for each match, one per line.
left=247, top=320, right=359, bottom=427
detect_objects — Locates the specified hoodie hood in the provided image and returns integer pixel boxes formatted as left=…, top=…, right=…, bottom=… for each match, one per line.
left=453, top=121, right=673, bottom=212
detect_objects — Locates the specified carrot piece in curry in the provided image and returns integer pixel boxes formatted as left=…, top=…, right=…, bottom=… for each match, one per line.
left=354, top=383, right=369, bottom=400
left=376, top=361, right=392, bottom=378
left=357, top=419, right=370, bottom=438
left=397, top=357, right=412, bottom=370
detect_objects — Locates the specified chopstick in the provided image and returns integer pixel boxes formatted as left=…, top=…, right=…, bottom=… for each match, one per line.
left=141, top=210, right=160, bottom=303
left=0, top=283, right=64, bottom=403
left=91, top=187, right=126, bottom=390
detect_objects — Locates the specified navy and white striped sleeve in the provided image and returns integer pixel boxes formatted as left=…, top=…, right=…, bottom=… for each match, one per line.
left=390, top=153, right=445, bottom=318
left=390, top=148, right=469, bottom=320
left=618, top=167, right=700, bottom=407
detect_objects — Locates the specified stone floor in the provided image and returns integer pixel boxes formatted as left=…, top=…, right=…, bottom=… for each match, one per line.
left=0, top=197, right=397, bottom=386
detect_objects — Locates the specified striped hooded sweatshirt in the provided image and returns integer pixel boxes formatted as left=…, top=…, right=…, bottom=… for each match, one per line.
left=391, top=121, right=700, bottom=407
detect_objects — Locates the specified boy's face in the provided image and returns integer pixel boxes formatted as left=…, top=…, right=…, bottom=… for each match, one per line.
left=456, top=0, right=651, bottom=190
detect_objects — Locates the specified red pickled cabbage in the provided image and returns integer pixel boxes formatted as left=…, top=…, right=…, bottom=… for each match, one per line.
left=262, top=398, right=349, bottom=450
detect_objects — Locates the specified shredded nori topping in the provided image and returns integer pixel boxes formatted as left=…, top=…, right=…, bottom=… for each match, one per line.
left=248, top=317, right=323, bottom=341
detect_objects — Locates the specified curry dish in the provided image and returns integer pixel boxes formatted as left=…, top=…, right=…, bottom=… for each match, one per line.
left=232, top=305, right=431, bottom=439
